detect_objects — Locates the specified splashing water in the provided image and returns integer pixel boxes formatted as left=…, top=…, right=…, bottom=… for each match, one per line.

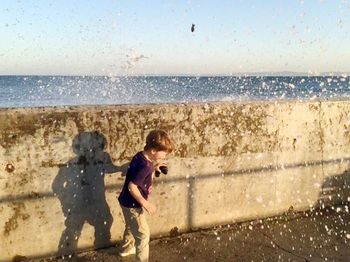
left=1, top=75, right=350, bottom=108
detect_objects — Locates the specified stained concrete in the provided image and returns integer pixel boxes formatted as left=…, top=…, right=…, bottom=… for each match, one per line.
left=1, top=100, right=350, bottom=261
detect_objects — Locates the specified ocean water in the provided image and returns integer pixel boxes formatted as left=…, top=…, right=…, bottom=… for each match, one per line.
left=0, top=75, right=350, bottom=108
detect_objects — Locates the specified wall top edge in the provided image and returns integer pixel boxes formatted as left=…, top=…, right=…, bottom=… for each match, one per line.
left=0, top=98, right=349, bottom=113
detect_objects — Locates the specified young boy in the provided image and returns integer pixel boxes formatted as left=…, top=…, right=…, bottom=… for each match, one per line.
left=118, top=129, right=173, bottom=262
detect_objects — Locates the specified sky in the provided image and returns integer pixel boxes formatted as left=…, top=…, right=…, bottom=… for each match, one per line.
left=0, top=0, right=350, bottom=76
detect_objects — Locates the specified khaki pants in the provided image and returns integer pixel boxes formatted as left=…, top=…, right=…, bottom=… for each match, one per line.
left=120, top=205, right=150, bottom=262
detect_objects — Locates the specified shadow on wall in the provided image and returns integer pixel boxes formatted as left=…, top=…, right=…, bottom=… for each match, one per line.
left=51, top=131, right=127, bottom=256
left=174, top=158, right=350, bottom=230
left=318, top=168, right=350, bottom=209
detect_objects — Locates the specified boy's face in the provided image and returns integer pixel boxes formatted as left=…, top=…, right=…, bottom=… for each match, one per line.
left=150, top=150, right=167, bottom=162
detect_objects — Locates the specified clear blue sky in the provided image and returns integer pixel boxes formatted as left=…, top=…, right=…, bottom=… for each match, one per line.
left=1, top=0, right=349, bottom=75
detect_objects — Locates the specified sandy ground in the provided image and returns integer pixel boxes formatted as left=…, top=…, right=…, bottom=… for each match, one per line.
left=29, top=206, right=350, bottom=262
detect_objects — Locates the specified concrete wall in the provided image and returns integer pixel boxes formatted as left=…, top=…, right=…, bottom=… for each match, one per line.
left=1, top=100, right=350, bottom=261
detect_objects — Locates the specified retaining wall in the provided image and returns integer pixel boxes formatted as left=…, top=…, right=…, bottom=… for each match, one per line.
left=1, top=100, right=350, bottom=261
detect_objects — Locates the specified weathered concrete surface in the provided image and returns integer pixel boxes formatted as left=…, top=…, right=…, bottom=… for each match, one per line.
left=30, top=206, right=350, bottom=262
left=1, top=100, right=350, bottom=261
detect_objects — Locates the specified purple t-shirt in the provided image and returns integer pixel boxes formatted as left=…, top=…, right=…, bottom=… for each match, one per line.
left=118, top=152, right=154, bottom=208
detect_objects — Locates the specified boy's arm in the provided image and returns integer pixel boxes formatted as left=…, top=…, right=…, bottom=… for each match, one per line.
left=128, top=181, right=156, bottom=215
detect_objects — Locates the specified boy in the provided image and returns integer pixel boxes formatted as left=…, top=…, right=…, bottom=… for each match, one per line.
left=118, top=129, right=173, bottom=262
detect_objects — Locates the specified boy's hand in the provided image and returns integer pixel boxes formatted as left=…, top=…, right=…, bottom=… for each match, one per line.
left=148, top=185, right=153, bottom=194
left=154, top=162, right=167, bottom=173
left=143, top=201, right=156, bottom=215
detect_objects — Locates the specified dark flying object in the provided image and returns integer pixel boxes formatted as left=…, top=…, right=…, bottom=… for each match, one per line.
left=191, top=24, right=195, bottom=32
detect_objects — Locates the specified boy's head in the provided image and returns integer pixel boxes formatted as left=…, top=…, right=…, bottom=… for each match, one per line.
left=144, top=129, right=173, bottom=161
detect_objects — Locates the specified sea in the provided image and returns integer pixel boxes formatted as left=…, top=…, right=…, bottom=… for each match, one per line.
left=0, top=75, right=350, bottom=108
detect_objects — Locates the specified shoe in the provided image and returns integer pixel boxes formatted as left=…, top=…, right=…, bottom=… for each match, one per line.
left=119, top=247, right=136, bottom=257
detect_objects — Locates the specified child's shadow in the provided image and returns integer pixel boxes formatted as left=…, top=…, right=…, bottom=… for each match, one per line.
left=52, top=131, right=127, bottom=256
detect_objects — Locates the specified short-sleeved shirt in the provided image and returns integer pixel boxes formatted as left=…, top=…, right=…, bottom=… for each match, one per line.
left=118, top=152, right=154, bottom=208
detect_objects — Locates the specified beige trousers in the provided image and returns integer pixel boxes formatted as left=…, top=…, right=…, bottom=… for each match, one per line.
left=120, top=205, right=150, bottom=262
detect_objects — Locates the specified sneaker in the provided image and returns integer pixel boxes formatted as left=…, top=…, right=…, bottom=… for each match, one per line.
left=119, top=247, right=136, bottom=257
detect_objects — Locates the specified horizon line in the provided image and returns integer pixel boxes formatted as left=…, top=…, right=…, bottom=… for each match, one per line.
left=0, top=71, right=349, bottom=77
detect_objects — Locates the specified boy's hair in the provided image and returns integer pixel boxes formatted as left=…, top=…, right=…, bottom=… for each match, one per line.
left=144, top=129, right=173, bottom=153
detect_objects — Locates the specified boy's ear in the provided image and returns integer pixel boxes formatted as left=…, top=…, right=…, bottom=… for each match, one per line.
left=150, top=149, right=157, bottom=155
